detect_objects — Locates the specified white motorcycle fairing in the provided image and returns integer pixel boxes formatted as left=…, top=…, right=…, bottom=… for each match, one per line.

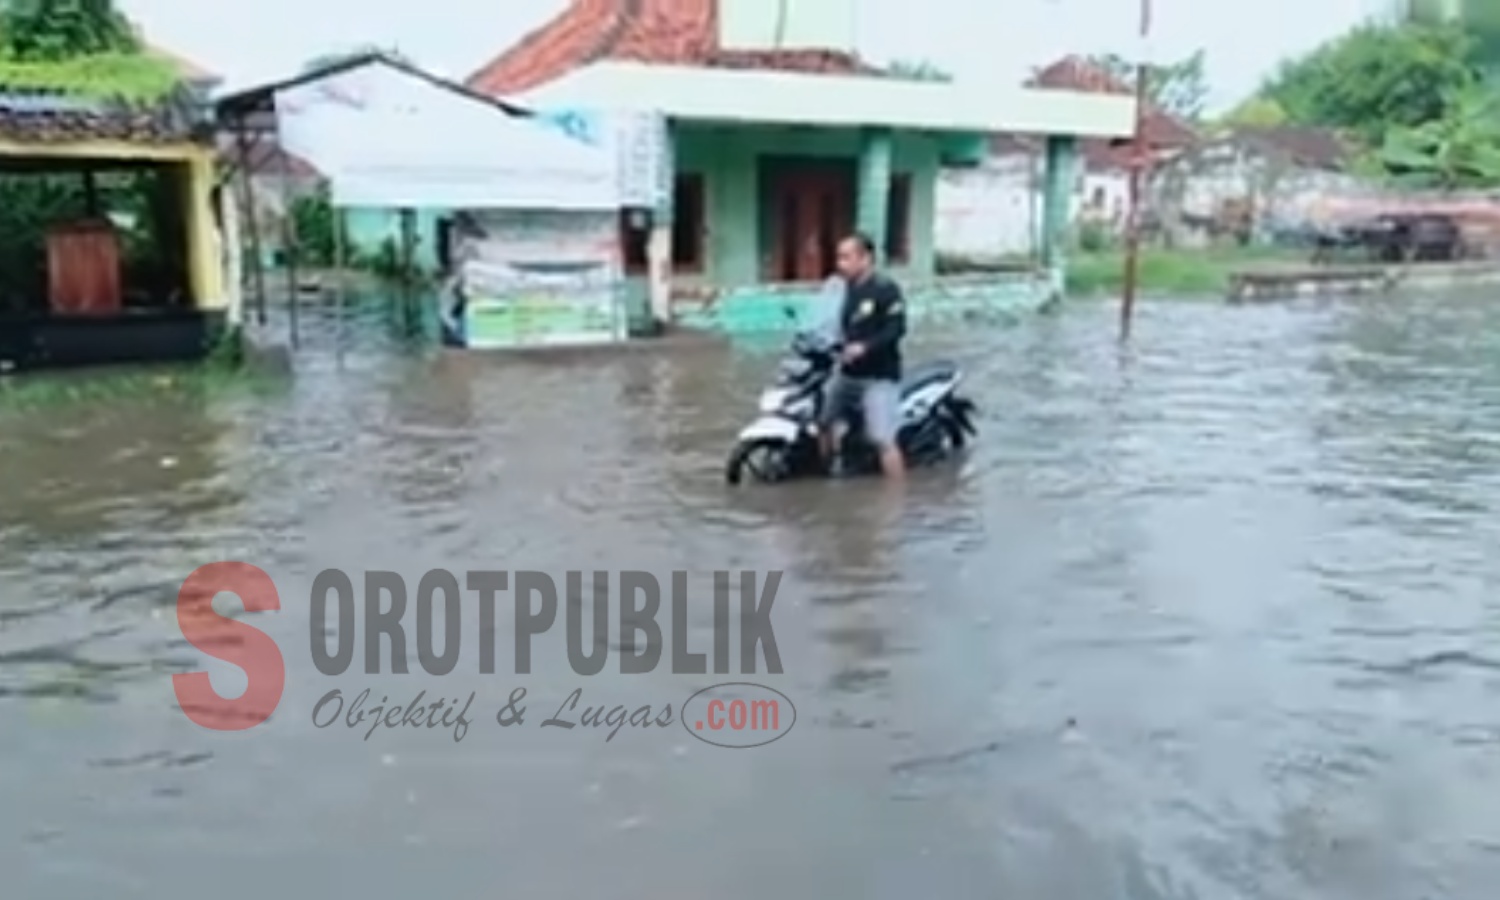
left=737, top=416, right=802, bottom=444
left=899, top=377, right=960, bottom=424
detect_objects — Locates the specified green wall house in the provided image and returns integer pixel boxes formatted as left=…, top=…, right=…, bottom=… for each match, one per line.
left=470, top=0, right=1136, bottom=334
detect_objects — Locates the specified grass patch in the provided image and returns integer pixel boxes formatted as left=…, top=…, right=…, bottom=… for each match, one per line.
left=0, top=358, right=286, bottom=414
left=0, top=52, right=182, bottom=103
left=1066, top=247, right=1302, bottom=297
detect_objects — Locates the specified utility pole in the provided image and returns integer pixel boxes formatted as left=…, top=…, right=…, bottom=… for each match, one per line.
left=1119, top=0, right=1152, bottom=340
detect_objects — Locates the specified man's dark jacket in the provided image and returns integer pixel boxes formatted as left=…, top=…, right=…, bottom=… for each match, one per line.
left=839, top=273, right=906, bottom=381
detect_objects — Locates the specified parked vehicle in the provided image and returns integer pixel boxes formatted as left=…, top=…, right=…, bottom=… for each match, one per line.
left=1311, top=213, right=1463, bottom=264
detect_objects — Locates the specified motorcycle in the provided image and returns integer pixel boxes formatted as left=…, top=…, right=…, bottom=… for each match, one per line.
left=724, top=327, right=977, bottom=485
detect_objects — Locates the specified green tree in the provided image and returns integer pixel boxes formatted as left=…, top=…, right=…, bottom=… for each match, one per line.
left=1377, top=82, right=1500, bottom=187
left=1456, top=0, right=1500, bottom=73
left=1401, top=0, right=1500, bottom=72
left=1078, top=50, right=1209, bottom=122
left=0, top=0, right=139, bottom=60
left=1219, top=97, right=1287, bottom=128
left=289, top=185, right=338, bottom=267
left=1257, top=22, right=1474, bottom=145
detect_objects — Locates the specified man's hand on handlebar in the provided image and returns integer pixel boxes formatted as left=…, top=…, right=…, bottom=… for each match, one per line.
left=840, top=342, right=865, bottom=363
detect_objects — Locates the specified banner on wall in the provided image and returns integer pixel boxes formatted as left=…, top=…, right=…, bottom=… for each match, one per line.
left=272, top=61, right=620, bottom=210
left=459, top=258, right=624, bottom=348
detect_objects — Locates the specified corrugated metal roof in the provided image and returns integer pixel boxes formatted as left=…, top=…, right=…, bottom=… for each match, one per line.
left=516, top=62, right=1136, bottom=137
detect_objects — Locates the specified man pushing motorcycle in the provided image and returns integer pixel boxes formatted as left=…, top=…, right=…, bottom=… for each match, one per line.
left=819, top=232, right=907, bottom=480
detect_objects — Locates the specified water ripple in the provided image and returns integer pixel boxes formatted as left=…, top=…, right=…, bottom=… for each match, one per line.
left=6, top=294, right=1500, bottom=897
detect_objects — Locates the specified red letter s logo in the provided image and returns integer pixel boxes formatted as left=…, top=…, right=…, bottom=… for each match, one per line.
left=172, top=562, right=285, bottom=730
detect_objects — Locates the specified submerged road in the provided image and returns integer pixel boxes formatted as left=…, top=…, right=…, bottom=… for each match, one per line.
left=4, top=293, right=1500, bottom=898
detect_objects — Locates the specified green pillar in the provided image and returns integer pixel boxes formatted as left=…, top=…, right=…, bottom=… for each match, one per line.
left=856, top=127, right=894, bottom=262
left=1040, top=135, right=1077, bottom=270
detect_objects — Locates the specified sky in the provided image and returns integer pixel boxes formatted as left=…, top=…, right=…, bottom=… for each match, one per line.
left=119, top=0, right=1377, bottom=111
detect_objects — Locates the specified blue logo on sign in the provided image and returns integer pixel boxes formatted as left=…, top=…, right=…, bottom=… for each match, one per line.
left=536, top=109, right=603, bottom=146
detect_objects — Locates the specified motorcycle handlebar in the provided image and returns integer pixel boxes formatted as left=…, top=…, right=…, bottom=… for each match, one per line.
left=792, top=330, right=841, bottom=355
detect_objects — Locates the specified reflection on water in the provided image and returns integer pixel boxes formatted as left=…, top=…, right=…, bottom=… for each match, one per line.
left=7, top=292, right=1500, bottom=898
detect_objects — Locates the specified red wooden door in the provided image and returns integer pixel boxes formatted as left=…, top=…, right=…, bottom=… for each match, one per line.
left=48, top=220, right=122, bottom=315
left=769, top=169, right=855, bottom=282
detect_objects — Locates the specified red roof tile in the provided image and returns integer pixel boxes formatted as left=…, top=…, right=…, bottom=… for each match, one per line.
left=1227, top=125, right=1351, bottom=169
left=467, top=0, right=876, bottom=96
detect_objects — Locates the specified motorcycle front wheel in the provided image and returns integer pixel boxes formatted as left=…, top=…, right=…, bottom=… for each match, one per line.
left=725, top=438, right=792, bottom=485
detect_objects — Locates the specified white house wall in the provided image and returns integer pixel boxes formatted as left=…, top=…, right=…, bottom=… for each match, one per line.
left=1151, top=151, right=1361, bottom=228
left=935, top=155, right=1129, bottom=259
left=934, top=157, right=1038, bottom=258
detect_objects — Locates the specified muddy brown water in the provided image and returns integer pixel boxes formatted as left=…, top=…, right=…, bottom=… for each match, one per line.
left=6, top=293, right=1500, bottom=899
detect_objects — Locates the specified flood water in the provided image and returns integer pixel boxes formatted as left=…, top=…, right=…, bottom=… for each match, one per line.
left=6, top=292, right=1500, bottom=899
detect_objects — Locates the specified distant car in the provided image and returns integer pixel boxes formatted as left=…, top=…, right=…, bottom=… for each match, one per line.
left=1366, top=214, right=1462, bottom=263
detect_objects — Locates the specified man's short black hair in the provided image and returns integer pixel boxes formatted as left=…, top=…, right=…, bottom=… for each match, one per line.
left=843, top=232, right=876, bottom=256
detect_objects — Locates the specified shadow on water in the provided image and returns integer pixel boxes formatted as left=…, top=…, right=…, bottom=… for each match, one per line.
left=7, top=293, right=1500, bottom=898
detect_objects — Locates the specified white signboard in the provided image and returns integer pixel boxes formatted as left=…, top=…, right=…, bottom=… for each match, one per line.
left=272, top=61, right=620, bottom=210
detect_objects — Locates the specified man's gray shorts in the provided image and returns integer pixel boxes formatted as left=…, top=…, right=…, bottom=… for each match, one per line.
left=820, top=373, right=902, bottom=447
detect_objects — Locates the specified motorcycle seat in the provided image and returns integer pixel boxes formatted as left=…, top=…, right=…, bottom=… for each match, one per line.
left=901, top=361, right=957, bottom=395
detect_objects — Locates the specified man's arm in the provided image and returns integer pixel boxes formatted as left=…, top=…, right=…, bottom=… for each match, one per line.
left=860, top=281, right=906, bottom=353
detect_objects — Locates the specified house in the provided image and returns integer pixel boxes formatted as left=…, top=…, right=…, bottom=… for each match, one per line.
left=0, top=56, right=227, bottom=371
left=213, top=127, right=421, bottom=275
left=1148, top=125, right=1356, bottom=245
left=936, top=55, right=1195, bottom=260
left=214, top=51, right=632, bottom=346
left=467, top=0, right=1136, bottom=332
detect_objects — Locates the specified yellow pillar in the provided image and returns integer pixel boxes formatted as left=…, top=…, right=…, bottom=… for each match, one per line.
left=181, top=149, right=225, bottom=312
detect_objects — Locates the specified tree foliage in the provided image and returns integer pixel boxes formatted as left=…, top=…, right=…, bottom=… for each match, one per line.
left=1378, top=82, right=1500, bottom=187
left=0, top=0, right=139, bottom=61
left=0, top=52, right=177, bottom=99
left=1462, top=0, right=1500, bottom=70
left=1256, top=22, right=1474, bottom=146
left=1406, top=0, right=1500, bottom=72
left=289, top=185, right=338, bottom=267
left=1078, top=50, right=1209, bottom=122
left=0, top=0, right=176, bottom=100
left=1219, top=97, right=1287, bottom=129
left=1249, top=16, right=1500, bottom=188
